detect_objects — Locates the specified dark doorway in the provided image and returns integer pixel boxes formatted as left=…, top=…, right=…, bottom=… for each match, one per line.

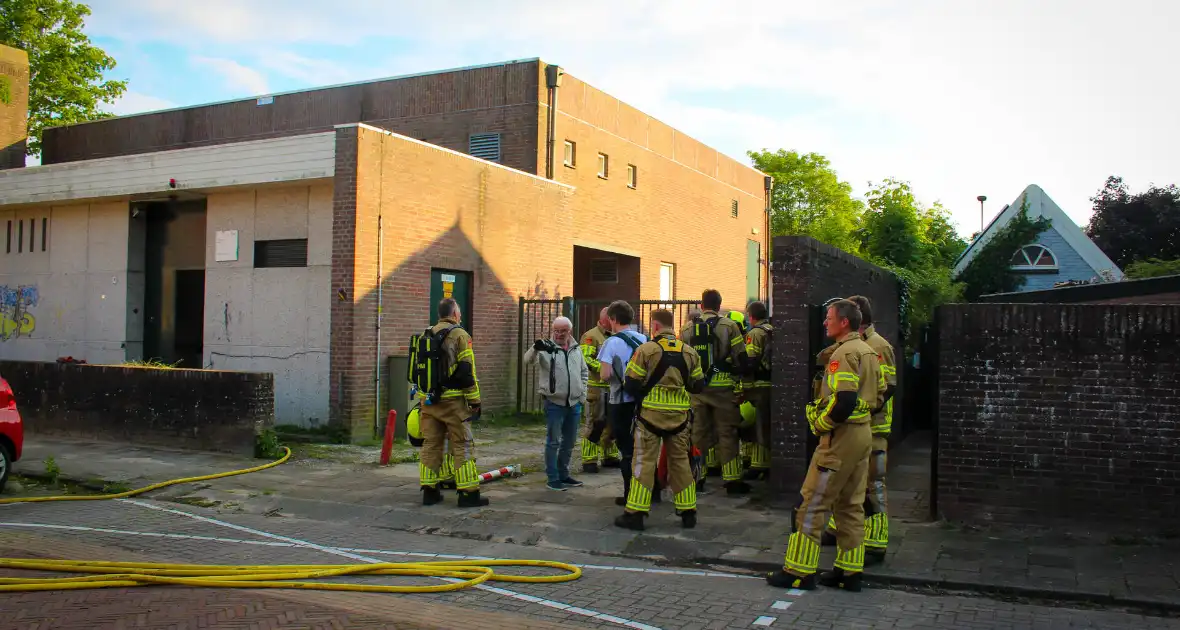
left=142, top=199, right=207, bottom=367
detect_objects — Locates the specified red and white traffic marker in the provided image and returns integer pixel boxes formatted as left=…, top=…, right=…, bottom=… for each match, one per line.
left=479, top=464, right=520, bottom=483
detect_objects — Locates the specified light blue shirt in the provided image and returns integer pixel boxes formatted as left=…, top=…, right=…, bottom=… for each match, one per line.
left=597, top=328, right=647, bottom=404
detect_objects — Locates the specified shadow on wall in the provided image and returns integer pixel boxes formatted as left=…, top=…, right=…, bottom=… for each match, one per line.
left=338, top=222, right=559, bottom=435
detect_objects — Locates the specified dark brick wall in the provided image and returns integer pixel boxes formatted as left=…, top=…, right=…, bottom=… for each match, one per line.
left=0, top=361, right=274, bottom=455
left=768, top=236, right=902, bottom=504
left=935, top=304, right=1180, bottom=533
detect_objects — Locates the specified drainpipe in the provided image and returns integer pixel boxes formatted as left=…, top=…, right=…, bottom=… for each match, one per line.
left=544, top=64, right=563, bottom=179
left=374, top=211, right=383, bottom=439
left=763, top=175, right=773, bottom=302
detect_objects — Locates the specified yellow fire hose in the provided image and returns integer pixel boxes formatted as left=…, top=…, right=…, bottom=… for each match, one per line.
left=0, top=447, right=582, bottom=592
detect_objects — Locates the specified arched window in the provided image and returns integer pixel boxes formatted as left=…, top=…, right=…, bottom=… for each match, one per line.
left=1010, top=244, right=1059, bottom=271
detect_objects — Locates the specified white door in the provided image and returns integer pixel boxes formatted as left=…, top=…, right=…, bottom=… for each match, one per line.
left=659, top=263, right=674, bottom=307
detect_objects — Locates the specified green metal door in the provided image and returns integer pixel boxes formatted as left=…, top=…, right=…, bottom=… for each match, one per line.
left=430, top=269, right=473, bottom=330
left=746, top=240, right=761, bottom=304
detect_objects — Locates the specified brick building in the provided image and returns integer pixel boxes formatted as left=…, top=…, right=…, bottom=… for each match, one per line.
left=0, top=56, right=770, bottom=437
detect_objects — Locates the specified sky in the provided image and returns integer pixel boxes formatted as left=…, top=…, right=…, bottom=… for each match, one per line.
left=75, top=0, right=1179, bottom=237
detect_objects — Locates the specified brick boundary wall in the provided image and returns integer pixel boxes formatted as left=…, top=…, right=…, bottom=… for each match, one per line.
left=0, top=361, right=274, bottom=455
left=768, top=236, right=902, bottom=505
left=935, top=303, right=1180, bottom=533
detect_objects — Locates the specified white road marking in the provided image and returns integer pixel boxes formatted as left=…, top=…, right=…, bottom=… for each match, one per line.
left=753, top=616, right=776, bottom=626
left=117, top=499, right=663, bottom=630
left=0, top=520, right=760, bottom=579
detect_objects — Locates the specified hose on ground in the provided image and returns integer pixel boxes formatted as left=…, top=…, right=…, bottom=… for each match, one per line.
left=0, top=446, right=294, bottom=505
left=0, top=446, right=584, bottom=593
left=0, top=558, right=582, bottom=593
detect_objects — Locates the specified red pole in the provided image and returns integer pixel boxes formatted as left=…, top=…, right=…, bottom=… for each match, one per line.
left=380, top=410, right=397, bottom=466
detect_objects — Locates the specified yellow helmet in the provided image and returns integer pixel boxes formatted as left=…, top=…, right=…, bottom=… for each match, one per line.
left=727, top=310, right=748, bottom=332
left=739, top=400, right=757, bottom=427
left=407, top=405, right=425, bottom=447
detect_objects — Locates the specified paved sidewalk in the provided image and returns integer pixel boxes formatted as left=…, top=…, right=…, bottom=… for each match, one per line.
left=10, top=431, right=1180, bottom=611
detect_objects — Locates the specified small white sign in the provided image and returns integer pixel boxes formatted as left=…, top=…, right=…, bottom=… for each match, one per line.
left=257, top=95, right=274, bottom=106
left=440, top=274, right=456, bottom=283
left=215, top=230, right=239, bottom=262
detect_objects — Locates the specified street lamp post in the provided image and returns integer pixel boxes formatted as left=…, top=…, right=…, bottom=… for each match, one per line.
left=977, top=195, right=987, bottom=232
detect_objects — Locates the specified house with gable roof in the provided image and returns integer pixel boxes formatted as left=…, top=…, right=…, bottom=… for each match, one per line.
left=952, top=184, right=1123, bottom=292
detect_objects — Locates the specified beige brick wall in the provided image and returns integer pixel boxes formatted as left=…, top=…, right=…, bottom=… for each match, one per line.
left=0, top=44, right=29, bottom=169
left=540, top=67, right=769, bottom=310
left=332, top=124, right=574, bottom=433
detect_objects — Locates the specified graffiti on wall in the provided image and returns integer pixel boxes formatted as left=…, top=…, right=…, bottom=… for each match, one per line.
left=0, top=284, right=38, bottom=341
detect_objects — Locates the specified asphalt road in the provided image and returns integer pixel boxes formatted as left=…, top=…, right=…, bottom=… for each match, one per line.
left=1, top=498, right=1179, bottom=629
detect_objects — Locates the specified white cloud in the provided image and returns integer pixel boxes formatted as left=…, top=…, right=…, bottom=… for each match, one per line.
left=83, top=0, right=1180, bottom=235
left=106, top=91, right=177, bottom=116
left=190, top=56, right=270, bottom=96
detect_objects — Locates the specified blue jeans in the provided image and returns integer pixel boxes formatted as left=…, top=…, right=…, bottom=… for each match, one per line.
left=545, top=400, right=582, bottom=483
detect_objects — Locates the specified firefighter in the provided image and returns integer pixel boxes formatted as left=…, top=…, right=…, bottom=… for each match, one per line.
left=728, top=310, right=755, bottom=469
left=417, top=298, right=487, bottom=508
left=615, top=309, right=706, bottom=531
left=767, top=299, right=883, bottom=592
left=579, top=307, right=622, bottom=473
left=823, top=296, right=896, bottom=566
left=740, top=301, right=773, bottom=481
left=681, top=289, right=749, bottom=495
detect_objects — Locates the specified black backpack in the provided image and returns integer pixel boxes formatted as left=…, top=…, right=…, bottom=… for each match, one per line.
left=409, top=325, right=459, bottom=399
left=690, top=316, right=723, bottom=376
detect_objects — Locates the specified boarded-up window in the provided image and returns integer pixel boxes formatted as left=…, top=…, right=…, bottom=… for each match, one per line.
left=255, top=239, right=308, bottom=268
left=469, top=133, right=502, bottom=163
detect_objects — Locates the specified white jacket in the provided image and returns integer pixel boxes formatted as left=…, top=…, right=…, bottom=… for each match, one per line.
left=524, top=338, right=589, bottom=407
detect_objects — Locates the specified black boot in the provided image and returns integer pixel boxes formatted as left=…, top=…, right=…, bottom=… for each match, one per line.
left=696, top=478, right=706, bottom=492
left=457, top=490, right=490, bottom=508
left=679, top=509, right=697, bottom=529
left=706, top=466, right=722, bottom=478
left=742, top=457, right=752, bottom=470
left=439, top=479, right=457, bottom=490
left=616, top=476, right=630, bottom=507
left=652, top=480, right=662, bottom=504
left=819, top=567, right=863, bottom=592
left=583, top=462, right=599, bottom=474
left=766, top=569, right=816, bottom=590
left=422, top=486, right=443, bottom=506
left=742, top=468, right=768, bottom=481
left=614, top=511, right=646, bottom=531
left=865, top=549, right=886, bottom=567
left=820, top=531, right=838, bottom=547
left=725, top=481, right=752, bottom=496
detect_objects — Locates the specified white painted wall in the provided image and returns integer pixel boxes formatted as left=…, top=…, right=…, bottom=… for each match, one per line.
left=203, top=183, right=332, bottom=427
left=0, top=201, right=133, bottom=364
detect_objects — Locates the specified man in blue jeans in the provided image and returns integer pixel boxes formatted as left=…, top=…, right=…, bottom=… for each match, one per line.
left=524, top=316, right=590, bottom=491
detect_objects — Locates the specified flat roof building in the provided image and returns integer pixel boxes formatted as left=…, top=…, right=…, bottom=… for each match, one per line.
left=0, top=54, right=770, bottom=438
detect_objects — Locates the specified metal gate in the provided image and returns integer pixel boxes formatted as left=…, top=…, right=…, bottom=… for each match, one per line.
left=516, top=297, right=701, bottom=414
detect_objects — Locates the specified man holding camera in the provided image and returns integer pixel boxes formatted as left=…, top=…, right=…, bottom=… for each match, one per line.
left=524, top=316, right=590, bottom=491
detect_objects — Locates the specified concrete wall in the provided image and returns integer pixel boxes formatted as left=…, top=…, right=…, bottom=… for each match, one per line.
left=0, top=201, right=134, bottom=364
left=935, top=304, right=1180, bottom=534
left=546, top=68, right=769, bottom=308
left=203, top=183, right=333, bottom=427
left=2, top=360, right=274, bottom=455
left=0, top=44, right=29, bottom=169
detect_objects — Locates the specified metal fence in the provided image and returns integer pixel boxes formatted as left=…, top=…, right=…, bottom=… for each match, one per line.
left=516, top=298, right=701, bottom=413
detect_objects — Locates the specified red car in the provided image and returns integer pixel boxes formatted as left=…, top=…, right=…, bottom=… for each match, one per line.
left=0, top=375, right=23, bottom=492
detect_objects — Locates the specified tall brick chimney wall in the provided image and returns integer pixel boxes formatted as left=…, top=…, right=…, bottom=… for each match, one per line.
left=0, top=44, right=29, bottom=169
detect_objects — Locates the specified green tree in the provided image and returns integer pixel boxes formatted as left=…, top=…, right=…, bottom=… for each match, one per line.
left=0, top=0, right=126, bottom=157
left=748, top=149, right=864, bottom=253
left=954, top=194, right=1051, bottom=300
left=1085, top=175, right=1180, bottom=268
left=857, top=178, right=967, bottom=346
left=1124, top=258, right=1180, bottom=279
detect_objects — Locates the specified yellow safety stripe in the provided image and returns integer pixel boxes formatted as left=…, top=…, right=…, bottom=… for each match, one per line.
left=673, top=484, right=697, bottom=511
left=721, top=457, right=743, bottom=482
left=782, top=531, right=821, bottom=576
left=834, top=544, right=866, bottom=573
left=864, top=513, right=889, bottom=549
left=849, top=398, right=871, bottom=422
left=625, top=479, right=653, bottom=513
left=690, top=366, right=705, bottom=380
left=750, top=444, right=771, bottom=470
left=455, top=460, right=480, bottom=491
left=439, top=454, right=456, bottom=481
left=418, top=462, right=439, bottom=487
left=708, top=372, right=735, bottom=386
left=626, top=360, right=648, bottom=377
left=582, top=344, right=602, bottom=371
left=705, top=448, right=718, bottom=468
left=641, top=386, right=691, bottom=412
left=728, top=336, right=742, bottom=348
left=826, top=370, right=859, bottom=391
